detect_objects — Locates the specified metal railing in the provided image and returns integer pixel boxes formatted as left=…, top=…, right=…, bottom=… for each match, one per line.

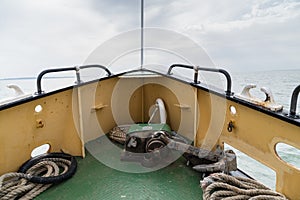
left=36, top=65, right=112, bottom=95
left=167, top=64, right=232, bottom=95
left=289, top=85, right=300, bottom=118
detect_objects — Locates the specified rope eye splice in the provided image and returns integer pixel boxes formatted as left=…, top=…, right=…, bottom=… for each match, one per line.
left=0, top=152, right=77, bottom=200
left=200, top=173, right=288, bottom=200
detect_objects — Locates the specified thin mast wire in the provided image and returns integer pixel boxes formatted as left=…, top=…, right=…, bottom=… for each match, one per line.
left=141, top=0, right=144, bottom=69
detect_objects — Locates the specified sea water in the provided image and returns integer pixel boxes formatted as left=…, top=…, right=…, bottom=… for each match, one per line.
left=230, top=69, right=300, bottom=189
left=0, top=69, right=299, bottom=189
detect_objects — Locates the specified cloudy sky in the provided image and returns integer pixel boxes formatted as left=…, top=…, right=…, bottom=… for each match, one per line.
left=0, top=0, right=300, bottom=78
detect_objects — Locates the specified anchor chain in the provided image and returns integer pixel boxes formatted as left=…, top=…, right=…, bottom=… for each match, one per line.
left=108, top=126, right=237, bottom=173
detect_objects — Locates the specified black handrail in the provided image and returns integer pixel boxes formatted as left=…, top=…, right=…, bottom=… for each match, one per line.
left=36, top=67, right=78, bottom=95
left=79, top=65, right=112, bottom=76
left=289, top=85, right=300, bottom=118
left=167, top=64, right=232, bottom=95
left=36, top=65, right=112, bottom=95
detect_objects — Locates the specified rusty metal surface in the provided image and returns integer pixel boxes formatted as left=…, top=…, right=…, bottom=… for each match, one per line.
left=109, top=127, right=237, bottom=174
left=235, top=84, right=283, bottom=111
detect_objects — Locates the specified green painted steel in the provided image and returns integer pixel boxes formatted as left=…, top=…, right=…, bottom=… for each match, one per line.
left=128, top=123, right=171, bottom=134
left=36, top=138, right=203, bottom=199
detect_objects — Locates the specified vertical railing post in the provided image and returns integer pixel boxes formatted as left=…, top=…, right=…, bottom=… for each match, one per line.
left=290, top=85, right=300, bottom=118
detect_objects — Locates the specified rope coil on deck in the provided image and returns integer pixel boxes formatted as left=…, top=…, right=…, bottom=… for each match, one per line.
left=0, top=153, right=77, bottom=200
left=201, top=173, right=287, bottom=200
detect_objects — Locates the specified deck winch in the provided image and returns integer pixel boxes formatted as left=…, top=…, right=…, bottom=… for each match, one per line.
left=108, top=123, right=237, bottom=173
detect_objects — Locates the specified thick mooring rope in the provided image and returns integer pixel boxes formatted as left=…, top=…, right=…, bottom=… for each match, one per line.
left=108, top=126, right=127, bottom=144
left=0, top=153, right=77, bottom=200
left=201, top=173, right=288, bottom=200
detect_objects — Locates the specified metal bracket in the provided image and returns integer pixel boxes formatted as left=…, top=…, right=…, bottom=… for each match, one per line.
left=235, top=84, right=283, bottom=111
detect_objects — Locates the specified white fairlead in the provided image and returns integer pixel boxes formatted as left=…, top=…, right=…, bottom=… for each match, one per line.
left=148, top=98, right=167, bottom=124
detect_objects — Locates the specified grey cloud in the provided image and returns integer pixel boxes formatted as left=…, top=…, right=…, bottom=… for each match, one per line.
left=0, top=0, right=299, bottom=78
left=141, top=0, right=300, bottom=72
left=87, top=0, right=141, bottom=30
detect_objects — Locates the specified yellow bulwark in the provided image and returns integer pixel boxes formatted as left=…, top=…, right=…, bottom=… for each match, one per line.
left=0, top=89, right=83, bottom=174
left=0, top=71, right=299, bottom=199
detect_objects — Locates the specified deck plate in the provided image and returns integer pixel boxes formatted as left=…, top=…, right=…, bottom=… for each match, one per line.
left=36, top=138, right=203, bottom=200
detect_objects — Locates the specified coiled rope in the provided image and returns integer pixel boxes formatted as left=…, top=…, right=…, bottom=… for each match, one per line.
left=201, top=173, right=288, bottom=200
left=0, top=153, right=77, bottom=200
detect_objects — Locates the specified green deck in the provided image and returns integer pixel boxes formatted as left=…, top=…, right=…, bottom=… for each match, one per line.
left=36, top=137, right=203, bottom=200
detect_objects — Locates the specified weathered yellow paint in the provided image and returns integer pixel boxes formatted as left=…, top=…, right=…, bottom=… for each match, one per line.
left=195, top=89, right=300, bottom=199
left=196, top=89, right=227, bottom=150
left=74, top=78, right=119, bottom=143
left=0, top=89, right=83, bottom=174
left=135, top=83, right=181, bottom=130
left=221, top=100, right=300, bottom=199
left=0, top=73, right=299, bottom=199
left=111, top=76, right=198, bottom=140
